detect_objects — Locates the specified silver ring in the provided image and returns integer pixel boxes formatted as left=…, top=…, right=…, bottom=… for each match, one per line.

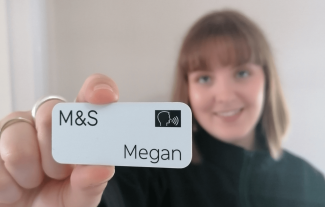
left=31, top=95, right=67, bottom=119
left=0, top=117, right=34, bottom=138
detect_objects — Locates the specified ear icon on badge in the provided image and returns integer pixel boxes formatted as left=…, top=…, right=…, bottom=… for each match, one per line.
left=157, top=111, right=179, bottom=126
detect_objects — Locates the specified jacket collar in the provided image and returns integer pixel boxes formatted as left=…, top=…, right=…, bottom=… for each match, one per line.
left=194, top=125, right=271, bottom=170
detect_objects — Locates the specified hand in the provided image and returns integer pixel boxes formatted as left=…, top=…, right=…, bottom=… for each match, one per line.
left=0, top=74, right=119, bottom=207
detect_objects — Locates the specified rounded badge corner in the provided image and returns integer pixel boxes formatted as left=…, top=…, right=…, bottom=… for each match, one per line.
left=52, top=151, right=66, bottom=165
left=178, top=102, right=192, bottom=114
left=52, top=102, right=65, bottom=113
left=179, top=156, right=192, bottom=169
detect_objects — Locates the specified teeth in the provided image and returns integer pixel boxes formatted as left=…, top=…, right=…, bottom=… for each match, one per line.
left=217, top=109, right=241, bottom=117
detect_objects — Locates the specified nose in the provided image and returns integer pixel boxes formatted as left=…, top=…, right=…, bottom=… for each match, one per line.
left=212, top=74, right=237, bottom=104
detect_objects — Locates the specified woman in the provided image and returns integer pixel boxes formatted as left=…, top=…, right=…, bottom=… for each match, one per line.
left=0, top=10, right=324, bottom=207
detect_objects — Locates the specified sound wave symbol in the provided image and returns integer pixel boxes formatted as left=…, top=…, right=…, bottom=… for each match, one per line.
left=171, top=116, right=179, bottom=126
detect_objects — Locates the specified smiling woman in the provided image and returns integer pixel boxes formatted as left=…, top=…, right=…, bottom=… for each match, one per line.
left=172, top=11, right=289, bottom=159
left=106, top=9, right=325, bottom=207
left=1, top=8, right=325, bottom=207
left=188, top=56, right=265, bottom=151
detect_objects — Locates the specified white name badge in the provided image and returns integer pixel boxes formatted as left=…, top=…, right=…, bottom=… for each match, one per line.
left=52, top=102, right=192, bottom=168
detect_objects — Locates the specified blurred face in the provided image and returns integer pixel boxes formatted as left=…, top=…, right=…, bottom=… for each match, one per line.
left=188, top=44, right=265, bottom=150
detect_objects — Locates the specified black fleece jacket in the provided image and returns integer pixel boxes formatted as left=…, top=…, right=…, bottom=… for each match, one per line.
left=98, top=128, right=325, bottom=207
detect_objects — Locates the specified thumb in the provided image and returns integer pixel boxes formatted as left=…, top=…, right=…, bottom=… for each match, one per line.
left=67, top=73, right=117, bottom=206
left=76, top=73, right=119, bottom=104
left=64, top=165, right=115, bottom=207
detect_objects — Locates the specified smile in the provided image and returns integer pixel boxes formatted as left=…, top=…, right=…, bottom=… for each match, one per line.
left=215, top=108, right=243, bottom=117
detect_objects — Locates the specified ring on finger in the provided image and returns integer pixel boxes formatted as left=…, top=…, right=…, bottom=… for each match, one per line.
left=0, top=117, right=34, bottom=139
left=31, top=95, right=67, bottom=119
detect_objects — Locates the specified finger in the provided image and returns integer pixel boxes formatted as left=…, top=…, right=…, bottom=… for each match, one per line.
left=31, top=165, right=115, bottom=207
left=35, top=100, right=74, bottom=180
left=76, top=73, right=119, bottom=104
left=0, top=111, right=44, bottom=189
left=65, top=165, right=115, bottom=207
left=33, top=73, right=119, bottom=180
left=0, top=157, right=23, bottom=204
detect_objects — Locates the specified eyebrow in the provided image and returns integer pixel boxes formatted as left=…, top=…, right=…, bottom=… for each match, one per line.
left=189, top=66, right=212, bottom=72
left=232, top=63, right=250, bottom=69
left=189, top=62, right=249, bottom=73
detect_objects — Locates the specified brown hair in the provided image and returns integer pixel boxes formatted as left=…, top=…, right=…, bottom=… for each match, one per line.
left=172, top=9, right=289, bottom=160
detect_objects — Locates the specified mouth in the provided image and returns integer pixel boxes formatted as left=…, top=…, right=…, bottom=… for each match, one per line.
left=214, top=108, right=243, bottom=117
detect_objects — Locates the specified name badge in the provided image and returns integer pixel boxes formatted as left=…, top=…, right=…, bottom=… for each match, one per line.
left=52, top=102, right=192, bottom=168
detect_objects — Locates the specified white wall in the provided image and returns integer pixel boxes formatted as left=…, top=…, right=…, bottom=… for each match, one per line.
left=47, top=0, right=325, bottom=172
left=5, top=0, right=49, bottom=112
left=0, top=0, right=12, bottom=119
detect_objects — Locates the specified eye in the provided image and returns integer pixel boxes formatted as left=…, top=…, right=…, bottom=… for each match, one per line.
left=236, top=70, right=250, bottom=78
left=197, top=75, right=211, bottom=84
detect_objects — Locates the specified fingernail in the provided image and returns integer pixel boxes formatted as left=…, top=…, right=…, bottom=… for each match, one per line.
left=93, top=84, right=114, bottom=92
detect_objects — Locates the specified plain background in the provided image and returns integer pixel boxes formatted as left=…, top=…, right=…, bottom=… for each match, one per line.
left=1, top=0, right=325, bottom=173
left=0, top=0, right=11, bottom=117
